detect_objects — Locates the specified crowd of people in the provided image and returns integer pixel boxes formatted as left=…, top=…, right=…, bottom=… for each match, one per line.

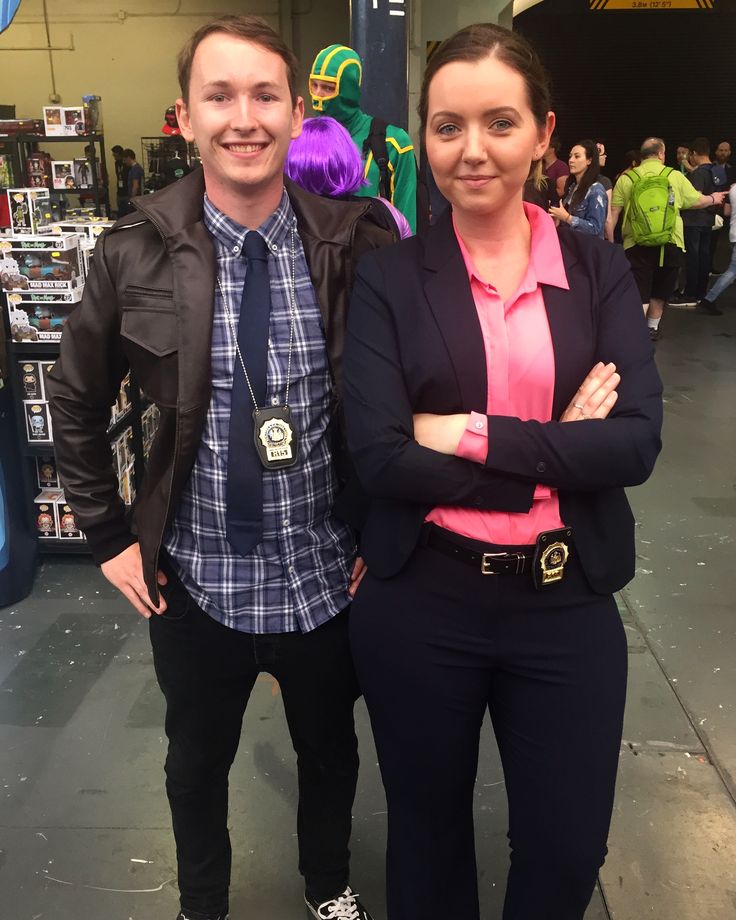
left=42, top=12, right=720, bottom=920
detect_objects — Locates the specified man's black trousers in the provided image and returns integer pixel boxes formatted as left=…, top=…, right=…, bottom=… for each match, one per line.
left=149, top=569, right=360, bottom=917
left=350, top=541, right=628, bottom=920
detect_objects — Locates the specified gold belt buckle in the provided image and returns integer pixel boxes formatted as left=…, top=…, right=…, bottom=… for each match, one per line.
left=539, top=541, right=569, bottom=585
left=481, top=552, right=503, bottom=576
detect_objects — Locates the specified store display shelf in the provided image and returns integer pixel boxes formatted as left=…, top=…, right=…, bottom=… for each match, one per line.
left=18, top=134, right=104, bottom=144
left=9, top=341, right=63, bottom=356
left=39, top=540, right=89, bottom=554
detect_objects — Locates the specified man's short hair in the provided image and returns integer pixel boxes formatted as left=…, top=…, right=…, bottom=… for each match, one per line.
left=111, top=145, right=124, bottom=154
left=689, top=137, right=710, bottom=157
left=177, top=15, right=299, bottom=107
left=548, top=133, right=563, bottom=155
left=640, top=137, right=665, bottom=159
left=123, top=149, right=136, bottom=160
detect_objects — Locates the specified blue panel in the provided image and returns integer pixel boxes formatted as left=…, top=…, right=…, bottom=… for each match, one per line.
left=0, top=0, right=21, bottom=34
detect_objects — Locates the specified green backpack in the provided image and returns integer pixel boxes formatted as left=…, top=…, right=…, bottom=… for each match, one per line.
left=625, top=166, right=676, bottom=247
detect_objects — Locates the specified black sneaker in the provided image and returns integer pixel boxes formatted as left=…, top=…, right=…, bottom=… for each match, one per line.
left=648, top=326, right=660, bottom=342
left=305, top=885, right=373, bottom=920
left=696, top=299, right=723, bottom=315
left=176, top=912, right=228, bottom=920
left=667, top=294, right=697, bottom=307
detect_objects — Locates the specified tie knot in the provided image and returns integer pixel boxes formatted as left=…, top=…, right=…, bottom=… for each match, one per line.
left=244, top=231, right=269, bottom=262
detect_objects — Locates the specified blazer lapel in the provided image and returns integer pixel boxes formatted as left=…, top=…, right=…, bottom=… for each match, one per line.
left=423, top=209, right=488, bottom=412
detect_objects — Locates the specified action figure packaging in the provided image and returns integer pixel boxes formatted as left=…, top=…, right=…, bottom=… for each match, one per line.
left=56, top=494, right=84, bottom=540
left=34, top=490, right=62, bottom=539
left=17, top=360, right=43, bottom=399
left=43, top=106, right=66, bottom=137
left=48, top=218, right=114, bottom=240
left=0, top=234, right=82, bottom=291
left=5, top=188, right=53, bottom=235
left=51, top=161, right=76, bottom=190
left=5, top=291, right=83, bottom=343
left=24, top=400, right=53, bottom=444
left=36, top=455, right=60, bottom=489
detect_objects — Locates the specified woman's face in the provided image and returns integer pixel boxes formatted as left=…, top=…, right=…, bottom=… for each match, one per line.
left=568, top=145, right=592, bottom=179
left=425, top=53, right=552, bottom=219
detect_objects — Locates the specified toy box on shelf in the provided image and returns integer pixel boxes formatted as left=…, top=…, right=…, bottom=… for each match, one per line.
left=0, top=234, right=82, bottom=291
left=5, top=188, right=54, bottom=234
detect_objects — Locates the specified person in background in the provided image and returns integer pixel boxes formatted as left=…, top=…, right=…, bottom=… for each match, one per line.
left=549, top=139, right=607, bottom=237
left=711, top=139, right=733, bottom=273
left=616, top=149, right=640, bottom=182
left=541, top=132, right=568, bottom=207
left=343, top=21, right=662, bottom=920
left=595, top=140, right=614, bottom=241
left=309, top=44, right=418, bottom=232
left=696, top=178, right=736, bottom=315
left=285, top=115, right=412, bottom=238
left=670, top=137, right=718, bottom=307
left=676, top=142, right=693, bottom=175
left=122, top=148, right=144, bottom=204
left=112, top=144, right=130, bottom=215
left=611, top=136, right=725, bottom=340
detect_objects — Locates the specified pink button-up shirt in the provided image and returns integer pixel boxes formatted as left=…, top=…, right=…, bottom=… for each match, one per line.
left=426, top=203, right=568, bottom=545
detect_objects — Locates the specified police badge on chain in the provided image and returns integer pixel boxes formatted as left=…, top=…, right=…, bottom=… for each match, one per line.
left=253, top=407, right=298, bottom=469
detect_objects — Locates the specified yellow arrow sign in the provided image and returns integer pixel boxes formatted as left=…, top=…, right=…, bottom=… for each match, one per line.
left=590, top=0, right=714, bottom=8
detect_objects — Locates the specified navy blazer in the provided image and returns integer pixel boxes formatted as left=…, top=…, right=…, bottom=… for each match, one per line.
left=342, top=207, right=663, bottom=594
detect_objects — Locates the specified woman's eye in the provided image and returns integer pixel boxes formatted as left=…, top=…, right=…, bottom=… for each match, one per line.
left=437, top=124, right=458, bottom=137
left=492, top=119, right=513, bottom=131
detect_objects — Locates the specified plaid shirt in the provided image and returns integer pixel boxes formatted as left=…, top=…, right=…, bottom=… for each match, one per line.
left=163, top=191, right=354, bottom=633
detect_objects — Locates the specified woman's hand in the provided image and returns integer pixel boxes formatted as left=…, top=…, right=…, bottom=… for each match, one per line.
left=413, top=413, right=469, bottom=455
left=549, top=203, right=571, bottom=224
left=561, top=362, right=620, bottom=422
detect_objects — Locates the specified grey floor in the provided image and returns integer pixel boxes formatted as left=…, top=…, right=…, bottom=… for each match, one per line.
left=2, top=289, right=736, bottom=920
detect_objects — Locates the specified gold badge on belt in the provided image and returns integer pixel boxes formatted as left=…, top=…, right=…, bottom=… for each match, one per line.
left=532, top=527, right=573, bottom=589
left=540, top=541, right=569, bottom=585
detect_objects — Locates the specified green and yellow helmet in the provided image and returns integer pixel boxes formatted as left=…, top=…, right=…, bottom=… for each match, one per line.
left=309, top=44, right=363, bottom=122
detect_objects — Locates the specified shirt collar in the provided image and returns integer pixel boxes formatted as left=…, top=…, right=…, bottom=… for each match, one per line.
left=203, top=188, right=296, bottom=254
left=453, top=202, right=570, bottom=295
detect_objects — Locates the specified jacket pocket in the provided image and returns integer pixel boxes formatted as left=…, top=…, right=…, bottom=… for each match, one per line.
left=121, top=298, right=178, bottom=406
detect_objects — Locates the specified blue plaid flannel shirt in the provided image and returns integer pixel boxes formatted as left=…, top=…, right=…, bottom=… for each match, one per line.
left=163, top=191, right=355, bottom=633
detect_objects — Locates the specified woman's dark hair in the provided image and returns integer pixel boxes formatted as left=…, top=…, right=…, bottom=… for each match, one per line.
left=418, top=22, right=551, bottom=187
left=563, top=139, right=601, bottom=212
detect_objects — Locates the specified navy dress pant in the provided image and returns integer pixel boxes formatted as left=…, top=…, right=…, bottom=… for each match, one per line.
left=350, top=536, right=628, bottom=920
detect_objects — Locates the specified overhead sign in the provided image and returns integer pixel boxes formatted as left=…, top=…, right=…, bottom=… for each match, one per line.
left=1, top=0, right=22, bottom=33
left=590, top=0, right=714, bottom=8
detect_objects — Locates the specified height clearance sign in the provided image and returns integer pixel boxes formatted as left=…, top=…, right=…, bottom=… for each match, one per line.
left=590, top=0, right=714, bottom=8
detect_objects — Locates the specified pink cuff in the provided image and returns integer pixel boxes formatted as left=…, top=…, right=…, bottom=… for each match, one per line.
left=533, top=484, right=552, bottom=500
left=456, top=411, right=488, bottom=464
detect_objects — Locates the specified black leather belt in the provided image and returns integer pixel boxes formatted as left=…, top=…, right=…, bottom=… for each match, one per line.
left=421, top=525, right=535, bottom=576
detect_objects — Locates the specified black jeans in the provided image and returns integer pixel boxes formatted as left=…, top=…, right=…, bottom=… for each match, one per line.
left=149, top=570, right=360, bottom=916
left=350, top=540, right=628, bottom=920
left=684, top=225, right=713, bottom=299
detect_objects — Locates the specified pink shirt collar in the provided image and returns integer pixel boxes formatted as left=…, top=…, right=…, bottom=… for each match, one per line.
left=453, top=202, right=570, bottom=296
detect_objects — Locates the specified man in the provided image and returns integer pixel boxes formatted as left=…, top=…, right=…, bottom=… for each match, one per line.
left=670, top=137, right=721, bottom=308
left=675, top=142, right=693, bottom=175
left=611, top=137, right=725, bottom=340
left=541, top=133, right=569, bottom=208
left=123, top=148, right=144, bottom=201
left=310, top=43, right=418, bottom=232
left=111, top=144, right=130, bottom=215
left=47, top=15, right=395, bottom=920
left=711, top=139, right=733, bottom=274
left=714, top=139, right=734, bottom=185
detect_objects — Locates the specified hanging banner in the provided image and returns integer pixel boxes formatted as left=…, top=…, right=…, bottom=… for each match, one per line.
left=1, top=0, right=22, bottom=33
left=590, top=0, right=714, bottom=8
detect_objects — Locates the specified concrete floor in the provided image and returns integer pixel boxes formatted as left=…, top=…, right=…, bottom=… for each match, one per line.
left=2, top=288, right=736, bottom=919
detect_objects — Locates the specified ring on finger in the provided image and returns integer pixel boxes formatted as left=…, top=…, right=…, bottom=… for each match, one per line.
left=573, top=402, right=585, bottom=410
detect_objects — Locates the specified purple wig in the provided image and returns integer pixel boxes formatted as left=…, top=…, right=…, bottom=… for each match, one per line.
left=285, top=116, right=368, bottom=198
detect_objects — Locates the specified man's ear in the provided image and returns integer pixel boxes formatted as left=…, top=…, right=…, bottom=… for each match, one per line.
left=176, top=98, right=195, bottom=142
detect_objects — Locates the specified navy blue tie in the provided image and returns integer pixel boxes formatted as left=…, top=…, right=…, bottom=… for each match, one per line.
left=226, top=231, right=271, bottom=555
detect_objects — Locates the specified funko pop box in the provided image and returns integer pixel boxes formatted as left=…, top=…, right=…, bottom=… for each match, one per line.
left=6, top=188, right=54, bottom=235
left=6, top=289, right=83, bottom=343
left=0, top=234, right=82, bottom=292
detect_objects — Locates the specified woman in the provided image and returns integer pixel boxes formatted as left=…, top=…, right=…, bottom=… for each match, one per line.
left=549, top=139, right=608, bottom=237
left=343, top=22, right=662, bottom=920
left=285, top=115, right=412, bottom=239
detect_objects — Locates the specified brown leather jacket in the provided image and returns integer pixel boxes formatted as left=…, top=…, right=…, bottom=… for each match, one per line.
left=46, top=169, right=396, bottom=602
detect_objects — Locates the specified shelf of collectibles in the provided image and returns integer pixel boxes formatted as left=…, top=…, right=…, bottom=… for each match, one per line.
left=1, top=195, right=159, bottom=553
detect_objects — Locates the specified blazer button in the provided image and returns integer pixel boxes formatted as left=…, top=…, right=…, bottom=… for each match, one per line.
left=536, top=461, right=547, bottom=473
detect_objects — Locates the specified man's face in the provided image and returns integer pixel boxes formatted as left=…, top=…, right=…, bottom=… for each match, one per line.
left=715, top=142, right=731, bottom=164
left=177, top=33, right=304, bottom=202
left=310, top=78, right=337, bottom=99
left=676, top=145, right=688, bottom=163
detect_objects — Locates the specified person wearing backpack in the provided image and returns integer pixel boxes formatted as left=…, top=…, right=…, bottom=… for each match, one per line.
left=309, top=44, right=419, bottom=233
left=670, top=137, right=724, bottom=308
left=611, top=136, right=725, bottom=341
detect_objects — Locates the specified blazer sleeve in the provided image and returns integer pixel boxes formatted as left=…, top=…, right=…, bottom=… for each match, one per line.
left=482, top=243, right=663, bottom=491
left=45, top=233, right=135, bottom=563
left=343, top=253, right=535, bottom=512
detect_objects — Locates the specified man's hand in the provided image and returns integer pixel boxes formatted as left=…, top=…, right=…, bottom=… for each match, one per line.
left=349, top=556, right=368, bottom=598
left=100, top=543, right=168, bottom=618
left=413, top=413, right=469, bottom=455
left=561, top=362, right=620, bottom=422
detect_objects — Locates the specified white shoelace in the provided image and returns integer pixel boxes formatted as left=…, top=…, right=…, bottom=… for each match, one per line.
left=315, top=886, right=361, bottom=920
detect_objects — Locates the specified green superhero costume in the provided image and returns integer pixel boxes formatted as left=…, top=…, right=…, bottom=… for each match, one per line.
left=310, top=44, right=417, bottom=232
